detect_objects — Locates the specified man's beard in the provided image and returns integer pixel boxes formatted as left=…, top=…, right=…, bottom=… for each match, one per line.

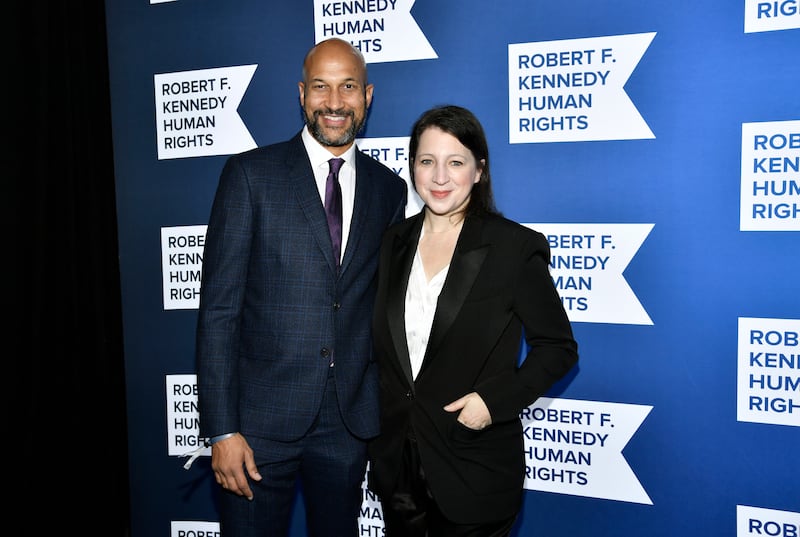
left=305, top=107, right=366, bottom=147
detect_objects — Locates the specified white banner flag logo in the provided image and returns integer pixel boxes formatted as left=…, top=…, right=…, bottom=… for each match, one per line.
left=509, top=33, right=655, bottom=143
left=737, top=506, right=800, bottom=536
left=154, top=65, right=257, bottom=160
left=522, top=398, right=653, bottom=504
left=166, top=374, right=205, bottom=457
left=314, top=0, right=437, bottom=63
left=745, top=0, right=800, bottom=33
left=525, top=223, right=653, bottom=325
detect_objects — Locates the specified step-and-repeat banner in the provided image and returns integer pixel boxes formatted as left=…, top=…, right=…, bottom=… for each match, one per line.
left=104, top=1, right=799, bottom=536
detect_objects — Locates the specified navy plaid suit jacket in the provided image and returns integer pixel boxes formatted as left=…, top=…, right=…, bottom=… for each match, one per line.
left=196, top=131, right=407, bottom=443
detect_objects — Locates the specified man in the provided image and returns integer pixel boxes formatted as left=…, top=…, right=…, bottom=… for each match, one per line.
left=196, top=38, right=407, bottom=537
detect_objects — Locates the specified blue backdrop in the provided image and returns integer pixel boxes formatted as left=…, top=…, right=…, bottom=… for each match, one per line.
left=104, top=1, right=799, bottom=536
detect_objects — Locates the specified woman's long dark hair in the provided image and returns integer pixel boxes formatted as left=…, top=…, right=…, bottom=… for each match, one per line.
left=408, top=104, right=500, bottom=217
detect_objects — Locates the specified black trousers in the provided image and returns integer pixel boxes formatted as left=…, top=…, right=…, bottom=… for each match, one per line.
left=381, top=433, right=517, bottom=537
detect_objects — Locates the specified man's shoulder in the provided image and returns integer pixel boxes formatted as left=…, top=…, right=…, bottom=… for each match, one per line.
left=355, top=150, right=406, bottom=192
left=386, top=211, right=421, bottom=236
left=230, top=132, right=302, bottom=163
left=478, top=214, right=548, bottom=250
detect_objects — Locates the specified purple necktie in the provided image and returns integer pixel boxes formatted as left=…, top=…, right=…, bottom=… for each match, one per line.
left=324, top=158, right=344, bottom=267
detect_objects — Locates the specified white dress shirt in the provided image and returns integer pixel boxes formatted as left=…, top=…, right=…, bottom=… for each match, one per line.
left=405, top=231, right=450, bottom=380
left=302, top=126, right=356, bottom=264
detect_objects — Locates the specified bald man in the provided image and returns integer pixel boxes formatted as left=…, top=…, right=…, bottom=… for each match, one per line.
left=196, top=38, right=407, bottom=536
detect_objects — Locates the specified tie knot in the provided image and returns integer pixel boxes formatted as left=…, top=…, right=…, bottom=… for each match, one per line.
left=328, top=158, right=344, bottom=176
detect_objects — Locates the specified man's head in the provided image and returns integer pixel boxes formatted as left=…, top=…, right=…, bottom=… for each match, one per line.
left=299, top=38, right=373, bottom=156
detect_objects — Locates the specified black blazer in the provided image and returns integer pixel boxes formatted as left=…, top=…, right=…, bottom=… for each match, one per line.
left=368, top=212, right=578, bottom=524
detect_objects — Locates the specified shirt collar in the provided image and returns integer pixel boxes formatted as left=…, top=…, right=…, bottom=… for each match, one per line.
left=302, top=125, right=357, bottom=170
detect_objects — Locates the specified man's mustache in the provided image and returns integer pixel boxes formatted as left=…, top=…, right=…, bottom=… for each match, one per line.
left=314, top=109, right=354, bottom=120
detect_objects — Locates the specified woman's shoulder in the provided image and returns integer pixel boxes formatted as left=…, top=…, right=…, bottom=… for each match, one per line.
left=385, top=210, right=423, bottom=237
left=478, top=214, right=548, bottom=244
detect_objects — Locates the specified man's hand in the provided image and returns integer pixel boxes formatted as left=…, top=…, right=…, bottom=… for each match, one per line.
left=211, top=433, right=261, bottom=500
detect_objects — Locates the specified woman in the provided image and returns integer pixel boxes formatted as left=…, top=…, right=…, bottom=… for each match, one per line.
left=368, top=105, right=579, bottom=536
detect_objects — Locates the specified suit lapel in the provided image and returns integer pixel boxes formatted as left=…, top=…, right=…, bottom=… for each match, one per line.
left=387, top=215, right=422, bottom=387
left=288, top=133, right=339, bottom=273
left=341, top=150, right=373, bottom=275
left=421, top=216, right=489, bottom=374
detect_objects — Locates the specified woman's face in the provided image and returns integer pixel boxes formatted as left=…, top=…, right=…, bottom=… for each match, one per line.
left=412, top=127, right=482, bottom=218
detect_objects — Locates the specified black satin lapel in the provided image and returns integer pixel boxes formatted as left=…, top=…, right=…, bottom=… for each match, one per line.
left=422, top=217, right=489, bottom=368
left=424, top=245, right=488, bottom=362
left=340, top=153, right=373, bottom=274
left=386, top=222, right=422, bottom=388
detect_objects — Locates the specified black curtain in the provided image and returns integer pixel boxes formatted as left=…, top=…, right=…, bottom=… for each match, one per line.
left=18, top=2, right=129, bottom=535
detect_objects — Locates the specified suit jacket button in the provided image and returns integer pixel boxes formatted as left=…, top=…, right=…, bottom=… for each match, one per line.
left=321, top=347, right=331, bottom=358
left=405, top=391, right=412, bottom=398
left=333, top=302, right=341, bottom=310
